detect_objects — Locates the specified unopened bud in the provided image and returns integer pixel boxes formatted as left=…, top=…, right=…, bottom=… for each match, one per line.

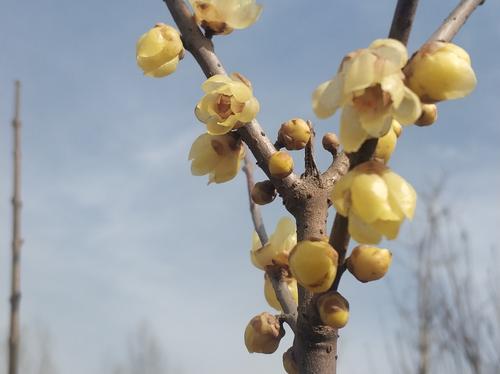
left=347, top=245, right=392, bottom=283
left=405, top=41, right=476, bottom=103
left=268, top=151, right=294, bottom=179
left=244, top=312, right=284, bottom=354
left=251, top=181, right=277, bottom=205
left=283, top=348, right=299, bottom=374
left=264, top=273, right=298, bottom=311
left=415, top=104, right=438, bottom=127
left=374, top=121, right=398, bottom=164
left=322, top=132, right=340, bottom=153
left=278, top=118, right=311, bottom=150
left=317, top=291, right=350, bottom=329
left=289, top=240, right=338, bottom=293
left=392, top=121, right=402, bottom=138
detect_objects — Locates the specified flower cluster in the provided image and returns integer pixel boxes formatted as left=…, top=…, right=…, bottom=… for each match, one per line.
left=331, top=160, right=416, bottom=244
left=313, top=38, right=422, bottom=152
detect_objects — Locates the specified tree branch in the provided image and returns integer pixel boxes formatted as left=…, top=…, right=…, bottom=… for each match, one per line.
left=388, top=0, right=420, bottom=44
left=163, top=0, right=300, bottom=196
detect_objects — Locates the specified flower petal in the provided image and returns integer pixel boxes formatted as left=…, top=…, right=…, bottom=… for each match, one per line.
left=312, top=76, right=343, bottom=119
left=331, top=171, right=356, bottom=216
left=348, top=212, right=382, bottom=244
left=372, top=219, right=401, bottom=240
left=145, top=56, right=179, bottom=77
left=343, top=51, right=378, bottom=93
left=206, top=117, right=233, bottom=135
left=226, top=2, right=262, bottom=29
left=369, top=38, right=408, bottom=69
left=202, top=74, right=234, bottom=93
left=339, top=106, right=369, bottom=152
left=228, top=81, right=252, bottom=102
left=350, top=173, right=390, bottom=223
left=393, top=87, right=422, bottom=125
left=238, top=97, right=260, bottom=122
left=382, top=170, right=417, bottom=219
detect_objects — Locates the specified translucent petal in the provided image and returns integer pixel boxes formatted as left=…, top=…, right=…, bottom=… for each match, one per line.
left=393, top=86, right=422, bottom=125
left=348, top=212, right=382, bottom=244
left=339, top=106, right=369, bottom=152
left=226, top=3, right=262, bottom=29
left=369, top=38, right=408, bottom=68
left=202, top=74, right=234, bottom=93
left=206, top=117, right=233, bottom=135
left=251, top=231, right=263, bottom=251
left=359, top=110, right=393, bottom=138
left=343, top=51, right=378, bottom=94
left=228, top=81, right=252, bottom=102
left=269, top=217, right=296, bottom=249
left=210, top=152, right=241, bottom=183
left=381, top=74, right=405, bottom=108
left=195, top=94, right=217, bottom=123
left=382, top=171, right=417, bottom=219
left=189, top=134, right=219, bottom=175
left=312, top=77, right=343, bottom=119
left=238, top=97, right=260, bottom=122
left=145, top=57, right=179, bottom=78
left=372, top=219, right=402, bottom=240
left=331, top=171, right=356, bottom=216
left=350, top=173, right=389, bottom=223
left=137, top=26, right=182, bottom=73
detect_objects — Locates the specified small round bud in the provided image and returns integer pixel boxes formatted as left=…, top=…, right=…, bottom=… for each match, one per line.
left=374, top=121, right=398, bottom=164
left=264, top=273, right=299, bottom=311
left=251, top=181, right=277, bottom=205
left=322, top=132, right=340, bottom=153
left=268, top=151, right=294, bottom=179
left=347, top=245, right=392, bottom=283
left=244, top=312, right=284, bottom=354
left=405, top=41, right=476, bottom=103
left=283, top=348, right=299, bottom=374
left=289, top=240, right=338, bottom=293
left=317, top=291, right=350, bottom=329
left=278, top=118, right=311, bottom=150
left=415, top=104, right=438, bottom=127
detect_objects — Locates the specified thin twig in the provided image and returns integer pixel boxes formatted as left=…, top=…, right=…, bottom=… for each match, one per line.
left=8, top=80, right=23, bottom=374
left=388, top=0, right=420, bottom=45
left=242, top=151, right=268, bottom=245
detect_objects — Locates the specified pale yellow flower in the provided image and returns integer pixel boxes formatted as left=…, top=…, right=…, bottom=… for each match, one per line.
left=331, top=161, right=416, bottom=244
left=264, top=273, right=298, bottom=311
left=136, top=23, right=183, bottom=78
left=405, top=41, right=476, bottom=103
left=188, top=133, right=244, bottom=184
left=250, top=217, right=297, bottom=269
left=190, top=0, right=262, bottom=35
left=195, top=74, right=260, bottom=135
left=312, top=39, right=422, bottom=152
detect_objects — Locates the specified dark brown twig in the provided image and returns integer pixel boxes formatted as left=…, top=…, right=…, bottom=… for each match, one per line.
left=388, top=0, right=420, bottom=45
left=8, top=80, right=22, bottom=374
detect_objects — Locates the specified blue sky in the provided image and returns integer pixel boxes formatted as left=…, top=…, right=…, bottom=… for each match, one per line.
left=0, top=1, right=499, bottom=373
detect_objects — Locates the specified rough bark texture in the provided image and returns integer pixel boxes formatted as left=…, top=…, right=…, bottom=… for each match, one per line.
left=8, top=80, right=22, bottom=374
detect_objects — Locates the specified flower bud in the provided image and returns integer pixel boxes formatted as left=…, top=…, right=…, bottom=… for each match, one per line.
left=289, top=240, right=338, bottom=293
left=283, top=348, right=299, bottom=374
left=278, top=118, right=311, bottom=150
left=251, top=181, right=277, bottom=205
left=317, top=291, right=350, bottom=329
left=244, top=312, right=283, bottom=354
left=347, top=245, right=392, bottom=283
left=392, top=121, right=402, bottom=138
left=405, top=41, right=476, bottom=103
left=415, top=104, right=438, bottom=127
left=322, top=132, right=340, bottom=153
left=268, top=151, right=294, bottom=179
left=374, top=120, right=399, bottom=164
left=264, top=273, right=299, bottom=311
left=136, top=23, right=184, bottom=78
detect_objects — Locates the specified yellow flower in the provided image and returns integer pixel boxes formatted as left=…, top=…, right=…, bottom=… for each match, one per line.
left=312, top=39, right=422, bottom=152
left=405, top=41, right=476, bottom=103
left=190, top=0, right=262, bottom=35
left=188, top=133, right=244, bottom=184
left=289, top=240, right=338, bottom=293
left=244, top=312, right=283, bottom=354
left=136, top=23, right=183, bottom=78
left=347, top=245, right=392, bottom=282
left=264, top=273, right=298, bottom=311
left=317, top=291, right=350, bottom=329
left=250, top=217, right=297, bottom=270
left=195, top=74, right=260, bottom=135
left=331, top=161, right=416, bottom=244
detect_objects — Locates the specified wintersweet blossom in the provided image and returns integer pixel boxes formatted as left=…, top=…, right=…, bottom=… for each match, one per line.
left=405, top=41, right=477, bottom=103
left=136, top=23, right=183, bottom=78
left=250, top=217, right=297, bottom=269
left=312, top=38, right=422, bottom=152
left=331, top=161, right=416, bottom=244
left=195, top=74, right=260, bottom=135
left=190, top=0, right=262, bottom=35
left=188, top=133, right=244, bottom=184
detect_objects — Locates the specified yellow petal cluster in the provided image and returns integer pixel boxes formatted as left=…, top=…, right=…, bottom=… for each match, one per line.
left=190, top=0, right=262, bottom=35
left=331, top=161, right=416, bottom=244
left=244, top=312, right=283, bottom=354
left=264, top=273, right=298, bottom=311
left=196, top=74, right=260, bottom=135
left=405, top=41, right=476, bottom=103
left=250, top=217, right=297, bottom=269
left=289, top=240, right=338, bottom=293
left=317, top=291, right=350, bottom=329
left=312, top=38, right=422, bottom=152
left=188, top=133, right=244, bottom=184
left=136, top=23, right=183, bottom=78
left=347, top=245, right=392, bottom=282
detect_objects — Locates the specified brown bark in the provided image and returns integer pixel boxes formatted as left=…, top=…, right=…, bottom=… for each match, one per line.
left=8, top=80, right=23, bottom=374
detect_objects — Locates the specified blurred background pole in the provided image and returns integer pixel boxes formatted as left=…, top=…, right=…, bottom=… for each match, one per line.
left=8, top=80, right=23, bottom=374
